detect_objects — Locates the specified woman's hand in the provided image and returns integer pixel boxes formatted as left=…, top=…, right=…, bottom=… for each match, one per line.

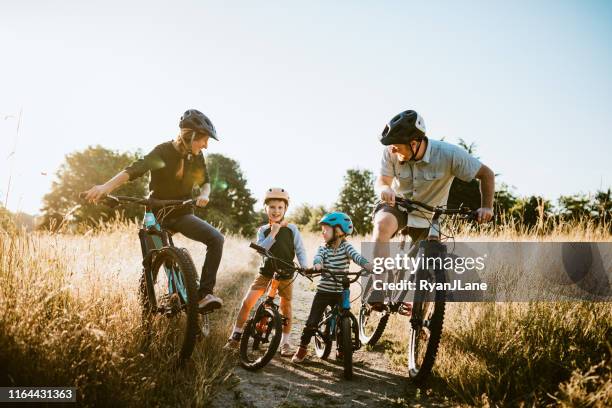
left=84, top=184, right=111, bottom=203
left=196, top=195, right=209, bottom=207
left=314, top=263, right=322, bottom=271
left=363, top=262, right=374, bottom=273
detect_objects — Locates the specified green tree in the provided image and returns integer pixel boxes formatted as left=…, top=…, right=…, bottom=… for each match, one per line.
left=591, top=188, right=612, bottom=226
left=305, top=205, right=328, bottom=233
left=335, top=169, right=376, bottom=235
left=558, top=194, right=591, bottom=220
left=494, top=183, right=518, bottom=222
left=196, top=153, right=257, bottom=237
left=40, top=146, right=148, bottom=230
left=287, top=203, right=314, bottom=228
left=511, top=196, right=552, bottom=227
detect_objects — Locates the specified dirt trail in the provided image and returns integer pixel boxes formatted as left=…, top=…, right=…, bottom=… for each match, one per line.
left=212, top=276, right=451, bottom=408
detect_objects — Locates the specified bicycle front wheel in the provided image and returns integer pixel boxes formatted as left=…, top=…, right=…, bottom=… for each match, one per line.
left=143, top=246, right=200, bottom=363
left=407, top=268, right=445, bottom=382
left=358, top=303, right=389, bottom=346
left=340, top=316, right=354, bottom=380
left=239, top=305, right=282, bottom=370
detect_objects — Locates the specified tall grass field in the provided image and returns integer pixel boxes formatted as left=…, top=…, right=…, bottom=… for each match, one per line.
left=0, top=220, right=610, bottom=406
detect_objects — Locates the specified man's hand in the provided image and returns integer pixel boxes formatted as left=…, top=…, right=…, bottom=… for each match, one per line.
left=475, top=207, right=493, bottom=223
left=196, top=195, right=210, bottom=207
left=380, top=187, right=396, bottom=206
left=84, top=184, right=111, bottom=203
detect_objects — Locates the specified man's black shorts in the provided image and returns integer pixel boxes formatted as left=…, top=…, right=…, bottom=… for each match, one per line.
left=373, top=201, right=428, bottom=242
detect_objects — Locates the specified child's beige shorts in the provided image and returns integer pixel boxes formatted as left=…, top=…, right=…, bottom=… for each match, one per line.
left=248, top=274, right=293, bottom=301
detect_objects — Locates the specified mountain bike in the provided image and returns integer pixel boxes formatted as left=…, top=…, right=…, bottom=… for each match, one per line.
left=240, top=243, right=312, bottom=370
left=358, top=197, right=476, bottom=382
left=313, top=269, right=365, bottom=380
left=95, top=194, right=215, bottom=363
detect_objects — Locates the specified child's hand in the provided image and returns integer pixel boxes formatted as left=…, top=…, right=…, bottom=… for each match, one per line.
left=364, top=262, right=374, bottom=273
left=269, top=220, right=288, bottom=237
left=314, top=264, right=322, bottom=271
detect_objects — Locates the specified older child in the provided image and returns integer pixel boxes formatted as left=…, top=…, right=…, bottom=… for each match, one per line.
left=292, top=212, right=373, bottom=363
left=224, top=188, right=308, bottom=356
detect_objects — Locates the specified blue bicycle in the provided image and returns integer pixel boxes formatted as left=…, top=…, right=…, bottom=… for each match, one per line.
left=313, top=269, right=364, bottom=380
left=101, top=195, right=212, bottom=363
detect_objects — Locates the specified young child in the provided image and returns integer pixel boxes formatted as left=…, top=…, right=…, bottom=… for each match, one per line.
left=292, top=211, right=373, bottom=363
left=224, top=188, right=308, bottom=357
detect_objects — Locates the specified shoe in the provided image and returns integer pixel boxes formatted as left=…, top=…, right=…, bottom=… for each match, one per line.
left=398, top=302, right=413, bottom=317
left=279, top=343, right=293, bottom=357
left=291, top=346, right=308, bottom=363
left=223, top=332, right=241, bottom=350
left=336, top=350, right=344, bottom=361
left=198, top=294, right=223, bottom=312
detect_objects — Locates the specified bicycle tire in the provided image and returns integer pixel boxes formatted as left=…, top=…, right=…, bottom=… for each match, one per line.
left=314, top=308, right=332, bottom=359
left=149, top=246, right=200, bottom=362
left=358, top=304, right=389, bottom=346
left=239, top=306, right=282, bottom=370
left=407, top=268, right=445, bottom=382
left=340, top=316, right=354, bottom=380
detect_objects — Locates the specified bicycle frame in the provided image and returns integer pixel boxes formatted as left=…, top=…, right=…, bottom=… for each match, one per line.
left=138, top=209, right=188, bottom=306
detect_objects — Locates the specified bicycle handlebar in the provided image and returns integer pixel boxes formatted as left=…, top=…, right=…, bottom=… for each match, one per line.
left=395, top=197, right=477, bottom=219
left=80, top=193, right=196, bottom=209
left=249, top=243, right=365, bottom=284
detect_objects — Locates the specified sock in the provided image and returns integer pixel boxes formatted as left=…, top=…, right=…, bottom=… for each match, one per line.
left=233, top=326, right=243, bottom=334
left=281, top=332, right=290, bottom=346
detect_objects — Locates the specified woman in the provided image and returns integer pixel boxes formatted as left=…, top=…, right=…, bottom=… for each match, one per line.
left=84, top=109, right=224, bottom=311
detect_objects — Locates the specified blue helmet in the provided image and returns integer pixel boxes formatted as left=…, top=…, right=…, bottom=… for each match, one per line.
left=319, top=212, right=354, bottom=235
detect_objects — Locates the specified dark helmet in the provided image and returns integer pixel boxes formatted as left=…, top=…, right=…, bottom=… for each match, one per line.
left=379, top=110, right=426, bottom=145
left=179, top=109, right=218, bottom=140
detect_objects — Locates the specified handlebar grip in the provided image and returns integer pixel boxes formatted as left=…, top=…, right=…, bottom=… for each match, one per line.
left=249, top=242, right=268, bottom=254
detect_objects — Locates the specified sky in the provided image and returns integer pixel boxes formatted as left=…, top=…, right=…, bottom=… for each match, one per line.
left=1, top=0, right=611, bottom=215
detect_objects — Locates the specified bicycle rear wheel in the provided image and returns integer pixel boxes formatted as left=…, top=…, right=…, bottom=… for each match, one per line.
left=142, top=246, right=200, bottom=363
left=407, top=268, right=445, bottom=382
left=239, top=305, right=282, bottom=370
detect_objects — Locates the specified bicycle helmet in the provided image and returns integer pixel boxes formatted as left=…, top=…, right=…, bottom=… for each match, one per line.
left=264, top=188, right=290, bottom=206
left=319, top=211, right=354, bottom=235
left=379, top=110, right=426, bottom=146
left=179, top=109, right=218, bottom=141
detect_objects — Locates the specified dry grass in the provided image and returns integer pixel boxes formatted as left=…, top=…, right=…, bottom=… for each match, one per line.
left=0, top=218, right=610, bottom=406
left=0, top=223, right=257, bottom=406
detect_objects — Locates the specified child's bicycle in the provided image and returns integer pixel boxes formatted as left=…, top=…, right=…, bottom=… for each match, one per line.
left=240, top=243, right=312, bottom=370
left=358, top=197, right=477, bottom=382
left=90, top=194, right=217, bottom=363
left=313, top=269, right=365, bottom=380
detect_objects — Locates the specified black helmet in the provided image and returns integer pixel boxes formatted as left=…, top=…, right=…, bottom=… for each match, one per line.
left=379, top=110, right=426, bottom=145
left=179, top=109, right=218, bottom=140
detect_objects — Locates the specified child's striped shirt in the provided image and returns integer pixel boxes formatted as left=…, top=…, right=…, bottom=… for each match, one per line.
left=313, top=240, right=369, bottom=293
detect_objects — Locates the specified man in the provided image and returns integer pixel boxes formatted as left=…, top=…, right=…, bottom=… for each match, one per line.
left=370, top=110, right=494, bottom=311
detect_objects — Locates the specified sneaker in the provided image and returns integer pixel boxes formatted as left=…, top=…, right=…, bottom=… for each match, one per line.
left=198, top=294, right=223, bottom=312
left=398, top=302, right=413, bottom=317
left=279, top=343, right=293, bottom=357
left=223, top=332, right=241, bottom=350
left=291, top=346, right=308, bottom=363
